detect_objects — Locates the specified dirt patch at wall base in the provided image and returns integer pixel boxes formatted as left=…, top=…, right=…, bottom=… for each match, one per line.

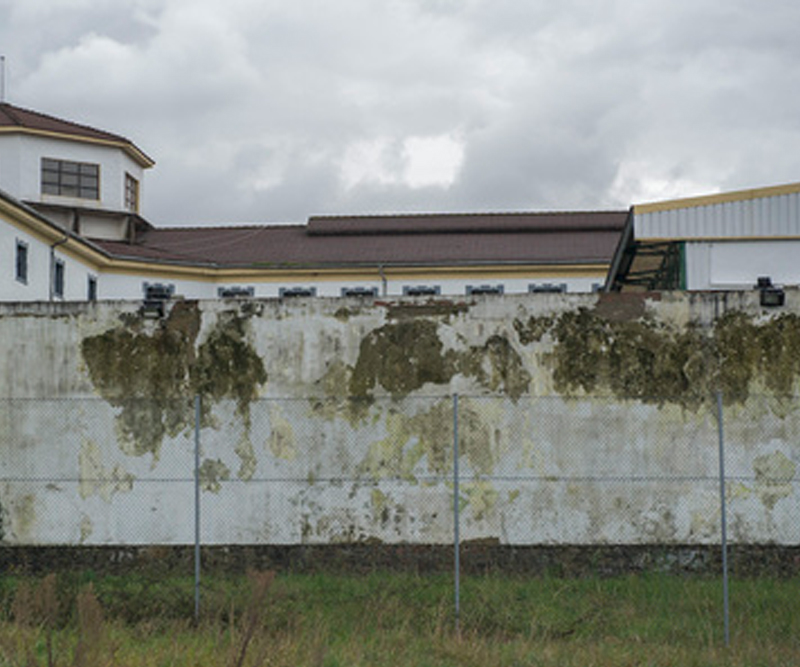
left=2, top=544, right=798, bottom=577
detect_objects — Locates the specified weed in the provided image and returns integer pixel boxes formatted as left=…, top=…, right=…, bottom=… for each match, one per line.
left=0, top=572, right=799, bottom=666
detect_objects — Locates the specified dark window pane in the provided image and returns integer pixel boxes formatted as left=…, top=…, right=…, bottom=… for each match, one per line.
left=16, top=243, right=28, bottom=283
left=54, top=261, right=65, bottom=297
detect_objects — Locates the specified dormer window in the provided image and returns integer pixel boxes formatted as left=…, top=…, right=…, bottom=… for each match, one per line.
left=41, top=158, right=99, bottom=200
left=125, top=173, right=140, bottom=213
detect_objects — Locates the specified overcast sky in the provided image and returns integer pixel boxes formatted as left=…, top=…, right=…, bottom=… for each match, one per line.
left=2, top=0, right=800, bottom=226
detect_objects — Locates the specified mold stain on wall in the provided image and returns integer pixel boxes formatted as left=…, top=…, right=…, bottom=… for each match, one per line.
left=357, top=399, right=500, bottom=482
left=513, top=307, right=800, bottom=409
left=198, top=458, right=231, bottom=493
left=348, top=319, right=531, bottom=401
left=350, top=320, right=459, bottom=398
left=752, top=451, right=796, bottom=510
left=81, top=303, right=267, bottom=464
left=267, top=408, right=297, bottom=461
left=78, top=439, right=134, bottom=501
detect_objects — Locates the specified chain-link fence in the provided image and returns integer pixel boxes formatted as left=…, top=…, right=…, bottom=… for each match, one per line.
left=1, top=392, right=799, bottom=641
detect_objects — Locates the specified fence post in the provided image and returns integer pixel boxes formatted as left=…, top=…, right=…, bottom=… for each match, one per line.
left=453, top=393, right=460, bottom=634
left=194, top=394, right=202, bottom=623
left=716, top=390, right=730, bottom=647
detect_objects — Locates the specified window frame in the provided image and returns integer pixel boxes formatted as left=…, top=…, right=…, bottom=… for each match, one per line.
left=402, top=285, right=441, bottom=297
left=341, top=286, right=378, bottom=298
left=53, top=258, right=65, bottom=299
left=279, top=287, right=317, bottom=298
left=466, top=284, right=504, bottom=296
left=125, top=173, right=140, bottom=213
left=41, top=157, right=100, bottom=200
left=528, top=283, right=568, bottom=294
left=15, top=240, right=28, bottom=284
left=87, top=275, right=98, bottom=302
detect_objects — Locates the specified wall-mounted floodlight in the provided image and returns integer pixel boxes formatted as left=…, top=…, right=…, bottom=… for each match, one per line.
left=756, top=276, right=785, bottom=308
left=141, top=282, right=174, bottom=318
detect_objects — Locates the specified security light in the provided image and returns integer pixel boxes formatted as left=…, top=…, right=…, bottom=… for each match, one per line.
left=756, top=277, right=785, bottom=307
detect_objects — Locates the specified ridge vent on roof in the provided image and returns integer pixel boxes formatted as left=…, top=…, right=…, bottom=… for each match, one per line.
left=306, top=211, right=628, bottom=236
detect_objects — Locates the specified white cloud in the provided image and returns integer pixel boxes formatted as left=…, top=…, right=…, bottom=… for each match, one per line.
left=1, top=0, right=799, bottom=223
left=402, top=134, right=464, bottom=188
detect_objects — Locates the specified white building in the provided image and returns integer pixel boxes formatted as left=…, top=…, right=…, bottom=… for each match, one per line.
left=3, top=101, right=798, bottom=304
left=607, top=183, right=800, bottom=295
left=0, top=102, right=625, bottom=303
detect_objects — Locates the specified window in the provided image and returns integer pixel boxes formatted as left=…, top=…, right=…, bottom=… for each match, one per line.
left=143, top=282, right=175, bottom=300
left=341, top=287, right=378, bottom=298
left=529, top=283, right=567, bottom=294
left=279, top=287, right=316, bottom=298
left=87, top=276, right=98, bottom=302
left=41, top=158, right=99, bottom=200
left=466, top=284, right=504, bottom=296
left=125, top=173, right=139, bottom=213
left=53, top=259, right=65, bottom=298
left=15, top=240, right=28, bottom=284
left=403, top=285, right=440, bottom=297
left=218, top=286, right=255, bottom=298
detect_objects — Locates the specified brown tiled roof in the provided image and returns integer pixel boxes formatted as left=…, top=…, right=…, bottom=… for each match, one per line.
left=91, top=211, right=628, bottom=269
left=0, top=103, right=154, bottom=167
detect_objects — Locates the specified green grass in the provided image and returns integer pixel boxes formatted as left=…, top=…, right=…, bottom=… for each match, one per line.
left=0, top=571, right=799, bottom=666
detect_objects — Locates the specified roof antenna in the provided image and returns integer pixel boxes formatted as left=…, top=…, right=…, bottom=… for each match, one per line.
left=0, top=56, right=5, bottom=103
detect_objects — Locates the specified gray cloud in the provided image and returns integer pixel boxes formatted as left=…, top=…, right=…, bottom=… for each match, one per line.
left=2, top=0, right=799, bottom=225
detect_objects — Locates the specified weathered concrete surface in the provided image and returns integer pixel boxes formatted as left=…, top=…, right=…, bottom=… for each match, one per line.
left=0, top=291, right=799, bottom=546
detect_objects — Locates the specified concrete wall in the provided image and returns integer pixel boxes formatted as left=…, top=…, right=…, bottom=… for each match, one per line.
left=1, top=291, right=799, bottom=546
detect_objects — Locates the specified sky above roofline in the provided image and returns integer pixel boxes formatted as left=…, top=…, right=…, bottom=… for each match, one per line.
left=2, top=0, right=800, bottom=227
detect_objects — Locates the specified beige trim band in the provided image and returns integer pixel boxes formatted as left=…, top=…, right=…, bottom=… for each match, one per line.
left=634, top=182, right=800, bottom=214
left=0, top=127, right=155, bottom=169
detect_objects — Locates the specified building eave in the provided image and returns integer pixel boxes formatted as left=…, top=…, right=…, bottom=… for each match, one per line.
left=0, top=126, right=155, bottom=169
left=633, top=181, right=800, bottom=214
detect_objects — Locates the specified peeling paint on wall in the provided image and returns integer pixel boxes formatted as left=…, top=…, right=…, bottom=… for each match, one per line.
left=267, top=408, right=297, bottom=461
left=81, top=301, right=201, bottom=459
left=79, top=440, right=134, bottom=501
left=461, top=481, right=499, bottom=520
left=513, top=306, right=800, bottom=408
left=11, top=494, right=36, bottom=542
left=81, top=302, right=267, bottom=461
left=198, top=458, right=231, bottom=493
left=752, top=451, right=796, bottom=510
left=193, top=311, right=268, bottom=416
left=3, top=292, right=800, bottom=546
left=350, top=320, right=458, bottom=398
left=79, top=515, right=93, bottom=543
left=350, top=320, right=530, bottom=400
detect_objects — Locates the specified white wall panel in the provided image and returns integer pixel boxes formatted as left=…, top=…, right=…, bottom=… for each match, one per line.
left=637, top=190, right=800, bottom=240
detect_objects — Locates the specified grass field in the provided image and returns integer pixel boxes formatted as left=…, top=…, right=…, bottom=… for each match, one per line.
left=0, top=570, right=799, bottom=666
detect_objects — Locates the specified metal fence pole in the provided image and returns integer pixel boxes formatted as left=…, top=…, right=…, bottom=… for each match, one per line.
left=453, top=393, right=460, bottom=634
left=716, top=390, right=730, bottom=647
left=194, top=394, right=202, bottom=623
